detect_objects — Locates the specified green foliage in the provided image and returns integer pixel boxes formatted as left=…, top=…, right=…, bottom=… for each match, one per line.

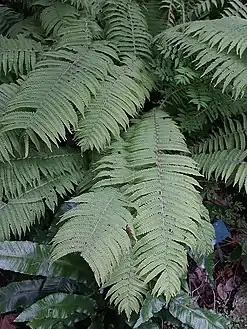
left=169, top=294, right=230, bottom=329
left=1, top=0, right=247, bottom=326
left=16, top=293, right=95, bottom=328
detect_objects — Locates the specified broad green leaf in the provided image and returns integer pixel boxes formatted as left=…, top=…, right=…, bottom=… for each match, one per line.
left=0, top=280, right=43, bottom=313
left=0, top=241, right=92, bottom=281
left=16, top=293, right=95, bottom=324
left=0, top=278, right=81, bottom=314
left=169, top=294, right=230, bottom=329
left=134, top=294, right=166, bottom=328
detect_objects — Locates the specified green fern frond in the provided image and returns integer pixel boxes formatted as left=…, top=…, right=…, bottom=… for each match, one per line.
left=75, top=58, right=154, bottom=152
left=92, top=139, right=132, bottom=189
left=194, top=148, right=247, bottom=185
left=0, top=171, right=81, bottom=241
left=0, top=83, right=21, bottom=162
left=105, top=249, right=148, bottom=320
left=156, top=17, right=247, bottom=97
left=52, top=188, right=134, bottom=286
left=161, top=0, right=184, bottom=25
left=223, top=0, right=247, bottom=19
left=0, top=5, right=22, bottom=35
left=141, top=0, right=167, bottom=36
left=194, top=115, right=247, bottom=154
left=7, top=18, right=45, bottom=41
left=40, top=2, right=79, bottom=36
left=63, top=0, right=105, bottom=14
left=189, top=0, right=225, bottom=19
left=0, top=43, right=117, bottom=149
left=193, top=205, right=214, bottom=257
left=103, top=0, right=152, bottom=60
left=55, top=17, right=102, bottom=49
left=125, top=108, right=208, bottom=299
left=0, top=148, right=83, bottom=198
left=0, top=35, right=43, bottom=75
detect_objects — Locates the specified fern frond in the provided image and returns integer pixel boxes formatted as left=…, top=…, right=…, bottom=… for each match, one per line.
left=189, top=0, right=225, bottom=19
left=223, top=0, right=247, bottom=19
left=64, top=0, right=105, bottom=15
left=105, top=249, right=148, bottom=320
left=0, top=43, right=117, bottom=149
left=52, top=188, right=134, bottom=286
left=194, top=148, right=247, bottom=185
left=0, top=83, right=21, bottom=162
left=0, top=148, right=83, bottom=198
left=103, top=0, right=152, bottom=60
left=0, top=171, right=81, bottom=241
left=7, top=18, right=45, bottom=41
left=40, top=2, right=79, bottom=36
left=193, top=115, right=247, bottom=154
left=92, top=139, right=132, bottom=189
left=193, top=205, right=214, bottom=257
left=0, top=35, right=43, bottom=75
left=161, top=0, right=184, bottom=25
left=156, top=17, right=247, bottom=97
left=75, top=58, right=154, bottom=152
left=125, top=108, right=208, bottom=299
left=141, top=0, right=167, bottom=36
left=0, top=5, right=22, bottom=35
left=55, top=17, right=102, bottom=49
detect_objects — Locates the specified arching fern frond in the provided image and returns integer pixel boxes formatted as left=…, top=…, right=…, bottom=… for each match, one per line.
left=105, top=249, right=148, bottom=320
left=7, top=18, right=45, bottom=41
left=0, top=43, right=117, bottom=149
left=155, top=17, right=247, bottom=97
left=40, top=2, right=79, bottom=36
left=223, top=0, right=247, bottom=19
left=189, top=0, right=226, bottom=19
left=161, top=0, right=184, bottom=26
left=193, top=115, right=247, bottom=154
left=0, top=170, right=81, bottom=241
left=0, top=148, right=83, bottom=198
left=0, top=5, right=22, bottom=35
left=52, top=188, right=134, bottom=286
left=194, top=148, right=247, bottom=190
left=63, top=0, right=105, bottom=14
left=0, top=83, right=21, bottom=162
left=141, top=0, right=167, bottom=36
left=103, top=0, right=152, bottom=60
left=75, top=57, right=154, bottom=152
left=0, top=35, right=43, bottom=75
left=125, top=108, right=210, bottom=299
left=54, top=17, right=102, bottom=49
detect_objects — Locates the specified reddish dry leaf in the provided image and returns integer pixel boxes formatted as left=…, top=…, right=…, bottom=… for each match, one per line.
left=0, top=314, right=17, bottom=329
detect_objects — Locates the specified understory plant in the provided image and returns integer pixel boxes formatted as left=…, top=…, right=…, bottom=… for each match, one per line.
left=1, top=0, right=247, bottom=327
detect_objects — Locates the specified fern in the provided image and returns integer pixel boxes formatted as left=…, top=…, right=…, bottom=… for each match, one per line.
left=105, top=249, right=148, bottom=320
left=0, top=83, right=21, bottom=162
left=155, top=17, right=247, bottom=97
left=0, top=43, right=117, bottom=149
left=223, top=0, right=247, bottom=19
left=103, top=0, right=152, bottom=60
left=124, top=109, right=211, bottom=299
left=75, top=57, right=154, bottom=151
left=52, top=188, right=134, bottom=285
left=39, top=2, right=79, bottom=36
left=54, top=17, right=102, bottom=49
left=0, top=147, right=82, bottom=198
left=0, top=35, right=43, bottom=75
left=0, top=5, right=22, bottom=35
left=53, top=108, right=213, bottom=306
left=0, top=170, right=81, bottom=241
left=189, top=0, right=226, bottom=19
